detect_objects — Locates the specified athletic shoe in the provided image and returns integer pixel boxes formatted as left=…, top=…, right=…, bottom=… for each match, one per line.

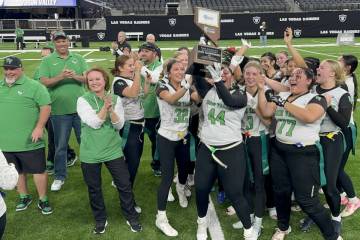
left=299, top=217, right=314, bottom=232
left=16, top=195, right=32, bottom=212
left=253, top=217, right=263, bottom=237
left=217, top=191, right=225, bottom=204
left=341, top=200, right=360, bottom=217
left=332, top=220, right=341, bottom=236
left=196, top=217, right=208, bottom=240
left=153, top=169, right=162, bottom=177
left=134, top=205, right=142, bottom=214
left=126, top=220, right=143, bottom=232
left=155, top=212, right=178, bottom=237
left=46, top=165, right=54, bottom=175
left=51, top=179, right=64, bottom=191
left=340, top=196, right=349, bottom=206
left=319, top=188, right=324, bottom=194
left=184, top=184, right=192, bottom=197
left=167, top=188, right=175, bottom=202
left=173, top=173, right=178, bottom=183
left=187, top=174, right=195, bottom=186
left=93, top=220, right=108, bottom=234
left=38, top=199, right=53, bottom=215
left=244, top=226, right=259, bottom=240
left=323, top=203, right=330, bottom=209
left=67, top=155, right=78, bottom=167
left=291, top=204, right=301, bottom=212
left=111, top=180, right=116, bottom=188
left=271, top=227, right=291, bottom=240
left=176, top=183, right=188, bottom=208
left=337, top=236, right=343, bottom=240
left=268, top=207, right=277, bottom=220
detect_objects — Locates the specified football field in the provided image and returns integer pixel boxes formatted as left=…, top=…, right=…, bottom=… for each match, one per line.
left=1, top=37, right=360, bottom=240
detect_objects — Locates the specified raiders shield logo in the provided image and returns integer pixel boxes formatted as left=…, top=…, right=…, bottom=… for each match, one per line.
left=97, top=32, right=105, bottom=40
left=6, top=58, right=13, bottom=64
left=168, top=18, right=176, bottom=27
left=339, top=14, right=347, bottom=23
left=294, top=29, right=302, bottom=38
left=253, top=16, right=261, bottom=24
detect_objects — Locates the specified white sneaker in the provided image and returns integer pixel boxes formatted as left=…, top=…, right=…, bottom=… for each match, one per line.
left=168, top=188, right=175, bottom=202
left=232, top=220, right=243, bottom=229
left=244, top=226, right=259, bottom=240
left=51, top=179, right=64, bottom=191
left=226, top=206, right=236, bottom=216
left=187, top=174, right=195, bottom=186
left=111, top=180, right=116, bottom=188
left=173, top=173, right=178, bottom=183
left=253, top=217, right=262, bottom=237
left=196, top=217, right=208, bottom=240
left=176, top=183, right=188, bottom=208
left=185, top=184, right=192, bottom=197
left=271, top=227, right=291, bottom=240
left=156, top=211, right=178, bottom=237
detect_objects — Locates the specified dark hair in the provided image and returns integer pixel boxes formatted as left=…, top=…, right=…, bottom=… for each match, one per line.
left=304, top=57, right=320, bottom=75
left=111, top=55, right=131, bottom=76
left=261, top=52, right=279, bottom=70
left=85, top=67, right=110, bottom=91
left=177, top=46, right=190, bottom=55
left=342, top=54, right=358, bottom=109
left=166, top=58, right=179, bottom=74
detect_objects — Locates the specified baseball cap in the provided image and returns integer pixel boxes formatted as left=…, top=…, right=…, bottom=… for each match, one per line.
left=2, top=56, right=22, bottom=69
left=53, top=30, right=67, bottom=40
left=139, top=42, right=158, bottom=52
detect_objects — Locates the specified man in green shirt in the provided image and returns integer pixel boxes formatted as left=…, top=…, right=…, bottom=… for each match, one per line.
left=138, top=42, right=163, bottom=176
left=0, top=56, right=53, bottom=215
left=39, top=31, right=89, bottom=191
left=15, top=25, right=24, bottom=50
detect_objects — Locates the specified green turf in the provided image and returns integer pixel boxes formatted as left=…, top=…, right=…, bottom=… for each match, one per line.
left=1, top=38, right=360, bottom=239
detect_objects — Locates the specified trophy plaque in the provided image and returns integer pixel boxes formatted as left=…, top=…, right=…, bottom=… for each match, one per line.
left=191, top=7, right=222, bottom=65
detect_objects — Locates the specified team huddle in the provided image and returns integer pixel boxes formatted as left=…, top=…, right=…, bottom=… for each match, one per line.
left=0, top=27, right=359, bottom=240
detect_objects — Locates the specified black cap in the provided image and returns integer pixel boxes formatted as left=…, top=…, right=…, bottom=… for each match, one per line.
left=2, top=56, right=22, bottom=69
left=139, top=42, right=158, bottom=52
left=53, top=30, right=67, bottom=40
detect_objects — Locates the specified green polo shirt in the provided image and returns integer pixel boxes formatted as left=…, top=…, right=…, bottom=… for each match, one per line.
left=38, top=51, right=89, bottom=115
left=79, top=92, right=123, bottom=163
left=0, top=75, right=51, bottom=152
left=15, top=28, right=24, bottom=38
left=142, top=60, right=162, bottom=118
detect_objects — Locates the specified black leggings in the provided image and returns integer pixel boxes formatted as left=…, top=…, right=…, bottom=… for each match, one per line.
left=0, top=213, right=5, bottom=239
left=337, top=127, right=356, bottom=198
left=271, top=139, right=337, bottom=240
left=246, top=135, right=270, bottom=218
left=157, top=134, right=190, bottom=210
left=145, top=117, right=160, bottom=170
left=195, top=142, right=252, bottom=229
left=321, top=134, right=343, bottom=217
left=121, top=123, right=144, bottom=186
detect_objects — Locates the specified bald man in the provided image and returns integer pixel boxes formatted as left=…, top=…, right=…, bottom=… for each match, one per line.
left=145, top=33, right=162, bottom=61
left=111, top=31, right=132, bottom=58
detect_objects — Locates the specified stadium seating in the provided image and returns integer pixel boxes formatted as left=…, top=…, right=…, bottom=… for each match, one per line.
left=190, top=0, right=291, bottom=13
left=105, top=0, right=169, bottom=15
left=296, top=0, right=360, bottom=11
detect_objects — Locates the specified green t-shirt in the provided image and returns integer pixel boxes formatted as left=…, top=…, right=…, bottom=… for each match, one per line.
left=38, top=51, right=89, bottom=115
left=0, top=75, right=51, bottom=152
left=33, top=66, right=40, bottom=81
left=79, top=92, right=124, bottom=163
left=15, top=28, right=24, bottom=38
left=142, top=60, right=162, bottom=118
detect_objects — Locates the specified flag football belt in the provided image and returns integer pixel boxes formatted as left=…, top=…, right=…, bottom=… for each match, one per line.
left=319, top=131, right=346, bottom=153
left=204, top=141, right=242, bottom=169
left=121, top=120, right=145, bottom=149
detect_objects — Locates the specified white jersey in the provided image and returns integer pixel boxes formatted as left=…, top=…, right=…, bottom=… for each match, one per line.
left=200, top=87, right=246, bottom=146
left=345, top=75, right=355, bottom=124
left=242, top=91, right=269, bottom=136
left=112, top=76, right=144, bottom=121
left=312, top=86, right=349, bottom=133
left=157, top=82, right=191, bottom=141
left=275, top=92, right=324, bottom=145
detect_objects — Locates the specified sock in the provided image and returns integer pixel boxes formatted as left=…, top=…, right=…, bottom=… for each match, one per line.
left=331, top=215, right=341, bottom=222
left=39, top=196, right=48, bottom=202
left=340, top=192, right=347, bottom=198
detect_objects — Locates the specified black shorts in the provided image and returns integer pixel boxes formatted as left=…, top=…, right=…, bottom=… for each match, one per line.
left=3, top=148, right=46, bottom=174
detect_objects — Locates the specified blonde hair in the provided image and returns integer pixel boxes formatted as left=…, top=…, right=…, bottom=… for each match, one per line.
left=243, top=61, right=264, bottom=75
left=323, top=59, right=346, bottom=85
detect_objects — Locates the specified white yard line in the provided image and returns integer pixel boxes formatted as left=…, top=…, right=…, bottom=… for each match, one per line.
left=0, top=52, right=24, bottom=59
left=1, top=42, right=360, bottom=53
left=295, top=48, right=339, bottom=58
left=82, top=51, right=94, bottom=58
left=208, top=197, right=225, bottom=240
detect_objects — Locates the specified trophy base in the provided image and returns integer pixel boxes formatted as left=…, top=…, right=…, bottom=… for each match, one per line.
left=190, top=44, right=222, bottom=65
